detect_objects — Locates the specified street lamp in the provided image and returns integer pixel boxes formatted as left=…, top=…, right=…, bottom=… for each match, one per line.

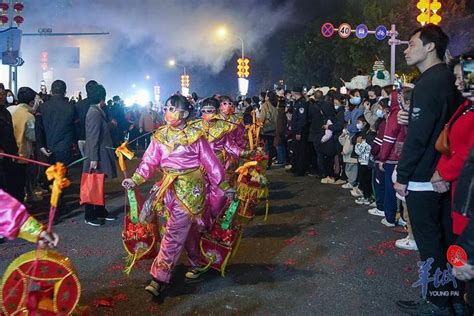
left=216, top=26, right=249, bottom=96
left=145, top=75, right=150, bottom=80
left=168, top=59, right=186, bottom=75
left=216, top=26, right=244, bottom=60
left=168, top=59, right=189, bottom=96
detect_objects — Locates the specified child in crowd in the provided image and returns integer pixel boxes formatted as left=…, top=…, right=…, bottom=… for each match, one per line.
left=354, top=116, right=375, bottom=205
left=369, top=97, right=390, bottom=218
left=339, top=123, right=358, bottom=189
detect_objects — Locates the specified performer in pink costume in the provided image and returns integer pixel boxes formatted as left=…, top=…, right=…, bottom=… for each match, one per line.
left=0, top=189, right=58, bottom=247
left=217, top=96, right=247, bottom=150
left=122, top=95, right=232, bottom=298
left=192, top=97, right=252, bottom=220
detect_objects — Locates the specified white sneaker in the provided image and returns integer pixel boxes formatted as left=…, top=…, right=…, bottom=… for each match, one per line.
left=284, top=164, right=292, bottom=170
left=350, top=187, right=363, bottom=197
left=341, top=183, right=354, bottom=189
left=368, top=208, right=385, bottom=217
left=355, top=197, right=371, bottom=205
left=398, top=217, right=407, bottom=227
left=395, top=236, right=418, bottom=251
left=333, top=179, right=346, bottom=185
left=321, top=177, right=335, bottom=184
left=369, top=201, right=377, bottom=207
left=381, top=218, right=396, bottom=227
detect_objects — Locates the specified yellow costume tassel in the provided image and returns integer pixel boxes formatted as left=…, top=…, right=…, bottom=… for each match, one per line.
left=220, top=252, right=232, bottom=277
left=231, top=229, right=243, bottom=258
left=123, top=252, right=138, bottom=275
left=199, top=240, right=216, bottom=269
left=264, top=199, right=269, bottom=221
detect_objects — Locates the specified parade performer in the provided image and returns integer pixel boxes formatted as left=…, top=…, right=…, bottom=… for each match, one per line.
left=0, top=188, right=58, bottom=247
left=192, top=97, right=253, bottom=219
left=121, top=95, right=233, bottom=298
left=216, top=96, right=247, bottom=149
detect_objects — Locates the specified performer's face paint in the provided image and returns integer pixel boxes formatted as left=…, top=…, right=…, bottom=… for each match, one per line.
left=201, top=106, right=216, bottom=121
left=164, top=107, right=187, bottom=127
left=219, top=101, right=234, bottom=115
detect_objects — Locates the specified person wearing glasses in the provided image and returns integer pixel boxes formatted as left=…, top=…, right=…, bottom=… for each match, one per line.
left=191, top=97, right=253, bottom=220
left=217, top=96, right=247, bottom=149
left=121, top=95, right=233, bottom=299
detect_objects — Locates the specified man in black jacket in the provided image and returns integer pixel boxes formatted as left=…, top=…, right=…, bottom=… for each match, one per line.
left=0, top=90, right=19, bottom=196
left=75, top=80, right=98, bottom=157
left=35, top=80, right=77, bottom=165
left=394, top=24, right=462, bottom=315
left=290, top=87, right=309, bottom=176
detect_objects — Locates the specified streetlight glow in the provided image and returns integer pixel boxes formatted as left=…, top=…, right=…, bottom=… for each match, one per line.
left=168, top=59, right=176, bottom=67
left=217, top=26, right=228, bottom=38
left=145, top=75, right=150, bottom=80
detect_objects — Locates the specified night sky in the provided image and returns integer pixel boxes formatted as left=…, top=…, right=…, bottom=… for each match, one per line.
left=8, top=0, right=474, bottom=100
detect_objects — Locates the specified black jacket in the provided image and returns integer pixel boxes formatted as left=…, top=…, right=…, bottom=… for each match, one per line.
left=454, top=148, right=474, bottom=263
left=308, top=101, right=324, bottom=142
left=0, top=104, right=18, bottom=155
left=35, top=95, right=77, bottom=152
left=397, top=64, right=460, bottom=184
left=75, top=97, right=94, bottom=141
left=291, top=97, right=309, bottom=135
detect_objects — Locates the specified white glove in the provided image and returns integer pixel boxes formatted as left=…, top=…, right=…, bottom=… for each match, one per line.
left=38, top=230, right=59, bottom=248
left=122, top=178, right=136, bottom=190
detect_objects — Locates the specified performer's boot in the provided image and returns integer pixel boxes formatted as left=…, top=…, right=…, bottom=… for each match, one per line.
left=185, top=265, right=211, bottom=280
left=145, top=279, right=167, bottom=297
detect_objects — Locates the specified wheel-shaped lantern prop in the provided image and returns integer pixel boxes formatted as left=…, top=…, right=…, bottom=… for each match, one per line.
left=1, top=250, right=81, bottom=315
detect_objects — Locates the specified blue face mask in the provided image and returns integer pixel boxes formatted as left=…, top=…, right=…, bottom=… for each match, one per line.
left=350, top=97, right=361, bottom=105
left=375, top=109, right=385, bottom=118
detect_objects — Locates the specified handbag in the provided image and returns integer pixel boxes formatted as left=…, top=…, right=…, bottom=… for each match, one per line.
left=79, top=171, right=105, bottom=205
left=435, top=106, right=467, bottom=155
left=435, top=124, right=450, bottom=155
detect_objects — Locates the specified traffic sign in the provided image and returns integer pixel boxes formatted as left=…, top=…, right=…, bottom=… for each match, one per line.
left=355, top=24, right=368, bottom=39
left=321, top=22, right=335, bottom=38
left=338, top=23, right=352, bottom=39
left=375, top=25, right=388, bottom=40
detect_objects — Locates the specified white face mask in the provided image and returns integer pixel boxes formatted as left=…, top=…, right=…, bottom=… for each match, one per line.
left=6, top=96, right=14, bottom=104
left=334, top=104, right=341, bottom=110
left=356, top=122, right=364, bottom=130
left=375, top=109, right=384, bottom=118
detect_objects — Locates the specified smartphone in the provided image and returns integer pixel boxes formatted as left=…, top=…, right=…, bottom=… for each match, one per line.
left=461, top=55, right=474, bottom=95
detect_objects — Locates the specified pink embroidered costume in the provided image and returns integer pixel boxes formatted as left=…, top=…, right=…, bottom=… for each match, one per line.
left=0, top=189, right=45, bottom=243
left=192, top=98, right=252, bottom=220
left=125, top=96, right=230, bottom=295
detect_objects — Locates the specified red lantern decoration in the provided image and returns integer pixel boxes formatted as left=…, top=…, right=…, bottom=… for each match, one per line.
left=0, top=15, right=8, bottom=25
left=13, top=2, right=23, bottom=12
left=0, top=3, right=9, bottom=11
left=13, top=15, right=23, bottom=25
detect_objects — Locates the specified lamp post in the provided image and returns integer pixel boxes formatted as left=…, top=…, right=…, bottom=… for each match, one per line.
left=217, top=26, right=249, bottom=96
left=168, top=59, right=189, bottom=96
left=168, top=59, right=186, bottom=76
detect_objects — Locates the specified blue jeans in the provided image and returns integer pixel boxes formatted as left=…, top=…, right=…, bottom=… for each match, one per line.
left=276, top=144, right=286, bottom=164
left=383, top=163, right=398, bottom=223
